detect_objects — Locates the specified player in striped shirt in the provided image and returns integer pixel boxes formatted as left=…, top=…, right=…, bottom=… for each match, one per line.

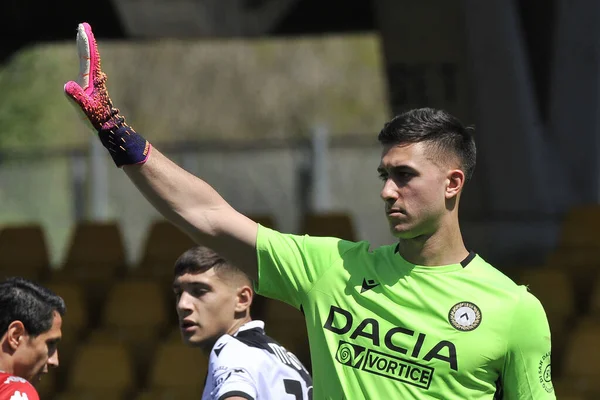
left=172, top=246, right=312, bottom=400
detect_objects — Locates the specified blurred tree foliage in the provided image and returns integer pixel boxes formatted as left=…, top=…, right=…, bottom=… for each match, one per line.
left=0, top=34, right=390, bottom=265
left=0, top=45, right=83, bottom=149
left=0, top=34, right=389, bottom=150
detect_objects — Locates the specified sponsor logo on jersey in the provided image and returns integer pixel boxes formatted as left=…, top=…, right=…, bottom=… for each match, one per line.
left=9, top=391, right=29, bottom=400
left=335, top=341, right=434, bottom=389
left=323, top=305, right=459, bottom=388
left=448, top=302, right=482, bottom=331
left=538, top=352, right=553, bottom=393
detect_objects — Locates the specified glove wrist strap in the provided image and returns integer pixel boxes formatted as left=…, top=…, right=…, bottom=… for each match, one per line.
left=98, top=118, right=152, bottom=167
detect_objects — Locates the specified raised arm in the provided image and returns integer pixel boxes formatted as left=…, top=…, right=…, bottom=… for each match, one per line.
left=63, top=23, right=258, bottom=278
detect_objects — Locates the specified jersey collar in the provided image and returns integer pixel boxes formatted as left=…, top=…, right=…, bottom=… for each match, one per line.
left=394, top=244, right=476, bottom=268
left=233, top=320, right=265, bottom=336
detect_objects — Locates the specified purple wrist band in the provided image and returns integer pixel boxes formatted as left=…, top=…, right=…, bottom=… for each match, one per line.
left=98, top=123, right=152, bottom=167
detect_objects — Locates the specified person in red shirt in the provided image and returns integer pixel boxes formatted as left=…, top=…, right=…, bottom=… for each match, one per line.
left=0, top=277, right=65, bottom=399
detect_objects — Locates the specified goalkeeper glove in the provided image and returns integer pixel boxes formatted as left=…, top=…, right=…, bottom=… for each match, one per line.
left=64, top=22, right=151, bottom=167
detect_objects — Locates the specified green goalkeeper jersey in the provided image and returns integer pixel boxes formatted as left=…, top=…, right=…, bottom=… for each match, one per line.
left=255, top=226, right=555, bottom=399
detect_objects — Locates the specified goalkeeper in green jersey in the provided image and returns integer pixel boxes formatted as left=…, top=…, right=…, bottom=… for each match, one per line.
left=64, top=22, right=555, bottom=399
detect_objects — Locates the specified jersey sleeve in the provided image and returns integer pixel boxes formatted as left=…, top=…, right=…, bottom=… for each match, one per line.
left=210, top=365, right=256, bottom=400
left=501, top=287, right=556, bottom=400
left=255, top=225, right=357, bottom=308
left=209, top=342, right=258, bottom=400
left=0, top=381, right=40, bottom=400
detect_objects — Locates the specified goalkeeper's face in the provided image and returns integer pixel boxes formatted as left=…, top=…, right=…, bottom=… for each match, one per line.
left=173, top=268, right=252, bottom=350
left=379, top=142, right=465, bottom=239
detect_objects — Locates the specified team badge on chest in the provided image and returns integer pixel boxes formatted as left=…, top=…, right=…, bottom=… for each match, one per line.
left=448, top=302, right=482, bottom=331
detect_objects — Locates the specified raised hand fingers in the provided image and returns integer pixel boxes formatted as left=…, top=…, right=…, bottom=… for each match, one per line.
left=76, top=22, right=101, bottom=95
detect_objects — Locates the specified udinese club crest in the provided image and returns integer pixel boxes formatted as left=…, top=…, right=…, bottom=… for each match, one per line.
left=448, top=301, right=482, bottom=331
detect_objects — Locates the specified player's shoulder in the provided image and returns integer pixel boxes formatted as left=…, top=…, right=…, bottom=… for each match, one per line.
left=0, top=373, right=39, bottom=400
left=209, top=326, right=272, bottom=368
left=513, top=284, right=546, bottom=313
left=461, top=254, right=544, bottom=311
left=210, top=334, right=245, bottom=363
left=463, top=256, right=550, bottom=322
left=258, top=224, right=369, bottom=255
left=466, top=254, right=523, bottom=291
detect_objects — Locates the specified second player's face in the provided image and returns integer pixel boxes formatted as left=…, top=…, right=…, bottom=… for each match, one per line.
left=173, top=270, right=240, bottom=350
left=13, top=311, right=62, bottom=384
left=378, top=142, right=455, bottom=239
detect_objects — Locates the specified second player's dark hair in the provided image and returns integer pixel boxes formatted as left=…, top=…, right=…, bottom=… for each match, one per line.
left=174, top=246, right=251, bottom=285
left=378, top=107, right=477, bottom=181
left=0, top=277, right=66, bottom=337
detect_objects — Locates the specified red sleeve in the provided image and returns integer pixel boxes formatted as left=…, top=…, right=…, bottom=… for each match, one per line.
left=0, top=381, right=40, bottom=400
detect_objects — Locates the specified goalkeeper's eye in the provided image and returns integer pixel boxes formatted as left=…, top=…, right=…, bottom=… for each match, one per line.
left=190, top=287, right=209, bottom=298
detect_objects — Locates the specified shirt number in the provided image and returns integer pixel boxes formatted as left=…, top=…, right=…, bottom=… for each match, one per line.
left=284, top=379, right=312, bottom=400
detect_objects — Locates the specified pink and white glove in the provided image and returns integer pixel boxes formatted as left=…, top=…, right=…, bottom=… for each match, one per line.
left=64, top=22, right=151, bottom=167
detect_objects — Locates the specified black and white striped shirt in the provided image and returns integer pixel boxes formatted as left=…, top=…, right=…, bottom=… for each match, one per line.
left=202, top=320, right=313, bottom=400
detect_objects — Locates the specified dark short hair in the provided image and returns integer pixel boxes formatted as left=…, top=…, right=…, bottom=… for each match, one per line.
left=0, top=277, right=66, bottom=337
left=378, top=108, right=476, bottom=181
left=174, top=246, right=251, bottom=285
